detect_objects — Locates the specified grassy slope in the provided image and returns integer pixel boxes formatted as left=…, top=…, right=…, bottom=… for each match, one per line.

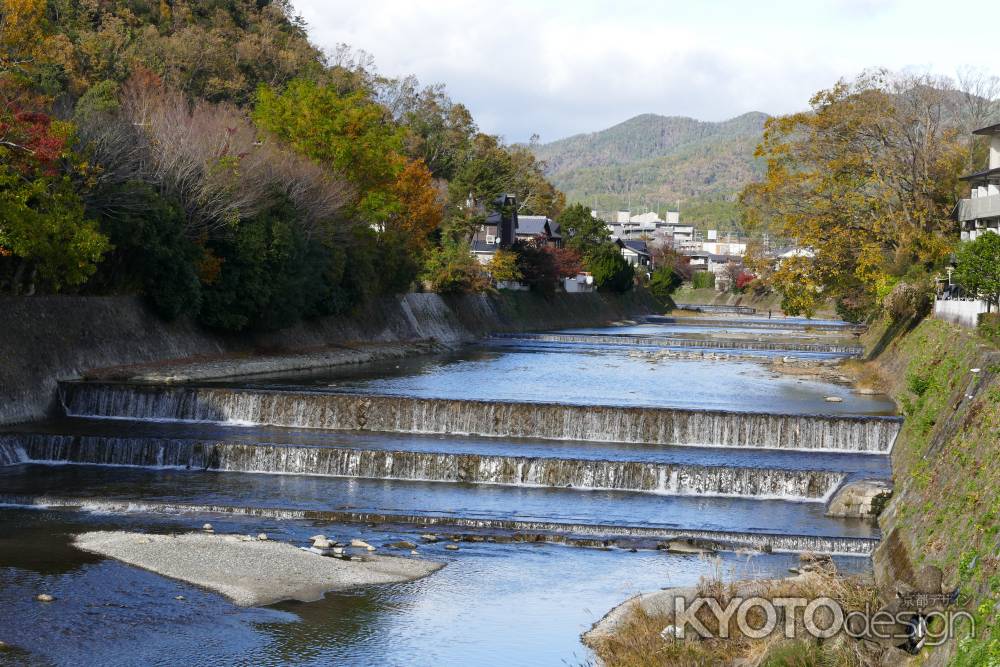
left=670, top=286, right=839, bottom=318
left=868, top=318, right=1000, bottom=665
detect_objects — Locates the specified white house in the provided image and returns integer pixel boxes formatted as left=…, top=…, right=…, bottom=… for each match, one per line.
left=956, top=122, right=1000, bottom=242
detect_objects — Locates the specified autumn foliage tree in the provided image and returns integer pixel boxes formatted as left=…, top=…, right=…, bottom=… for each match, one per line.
left=742, top=70, right=973, bottom=318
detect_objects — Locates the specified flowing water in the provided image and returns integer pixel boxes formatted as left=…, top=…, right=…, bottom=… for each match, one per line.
left=0, top=315, right=896, bottom=665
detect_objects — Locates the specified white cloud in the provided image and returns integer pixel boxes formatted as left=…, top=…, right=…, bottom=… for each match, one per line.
left=292, top=0, right=998, bottom=142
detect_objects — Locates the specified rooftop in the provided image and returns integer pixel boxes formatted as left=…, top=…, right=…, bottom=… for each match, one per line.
left=972, top=123, right=1000, bottom=136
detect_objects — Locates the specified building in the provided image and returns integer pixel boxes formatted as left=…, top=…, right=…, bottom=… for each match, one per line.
left=470, top=196, right=560, bottom=265
left=934, top=123, right=1000, bottom=325
left=955, top=123, right=1000, bottom=241
left=616, top=239, right=652, bottom=268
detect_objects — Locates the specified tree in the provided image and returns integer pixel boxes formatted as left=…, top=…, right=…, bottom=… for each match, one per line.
left=742, top=70, right=971, bottom=319
left=649, top=266, right=683, bottom=303
left=650, top=243, right=693, bottom=282
left=254, top=78, right=405, bottom=222
left=514, top=237, right=560, bottom=294
left=486, top=249, right=522, bottom=283
left=587, top=244, right=634, bottom=293
left=557, top=203, right=610, bottom=255
left=388, top=158, right=443, bottom=253
left=955, top=233, right=1000, bottom=310
left=546, top=246, right=583, bottom=279
left=421, top=239, right=488, bottom=293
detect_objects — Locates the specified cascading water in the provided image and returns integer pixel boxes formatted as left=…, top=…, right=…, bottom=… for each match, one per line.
left=10, top=433, right=847, bottom=501
left=59, top=383, right=902, bottom=453
left=0, top=437, right=28, bottom=466
left=491, top=333, right=864, bottom=356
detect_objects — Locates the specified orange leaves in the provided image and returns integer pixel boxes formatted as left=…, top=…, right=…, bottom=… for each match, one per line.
left=389, top=158, right=444, bottom=251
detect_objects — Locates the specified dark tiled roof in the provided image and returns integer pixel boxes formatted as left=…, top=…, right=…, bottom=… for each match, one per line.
left=961, top=167, right=1000, bottom=183
left=622, top=240, right=650, bottom=254
left=973, top=123, right=1000, bottom=136
left=516, top=216, right=550, bottom=236
left=471, top=240, right=497, bottom=252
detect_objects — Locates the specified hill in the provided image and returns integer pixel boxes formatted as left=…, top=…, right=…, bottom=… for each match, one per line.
left=531, top=112, right=769, bottom=229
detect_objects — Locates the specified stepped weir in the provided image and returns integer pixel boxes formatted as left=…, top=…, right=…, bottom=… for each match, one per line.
left=490, top=332, right=863, bottom=356
left=2, top=433, right=846, bottom=501
left=59, top=382, right=901, bottom=453
left=0, top=494, right=880, bottom=556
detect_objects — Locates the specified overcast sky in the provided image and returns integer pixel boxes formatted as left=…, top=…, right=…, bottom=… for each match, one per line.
left=293, top=0, right=998, bottom=144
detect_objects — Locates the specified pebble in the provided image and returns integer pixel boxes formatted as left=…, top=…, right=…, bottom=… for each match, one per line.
left=257, top=533, right=268, bottom=541
left=35, top=593, right=55, bottom=602
left=202, top=523, right=214, bottom=532
left=410, top=550, right=419, bottom=555
left=445, top=544, right=460, bottom=551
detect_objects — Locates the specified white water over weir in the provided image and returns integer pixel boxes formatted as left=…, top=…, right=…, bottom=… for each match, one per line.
left=0, top=439, right=27, bottom=466
left=491, top=333, right=863, bottom=355
left=60, top=383, right=901, bottom=453
left=4, top=434, right=846, bottom=501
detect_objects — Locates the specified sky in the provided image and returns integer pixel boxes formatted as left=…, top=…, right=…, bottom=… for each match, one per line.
left=293, top=0, right=998, bottom=144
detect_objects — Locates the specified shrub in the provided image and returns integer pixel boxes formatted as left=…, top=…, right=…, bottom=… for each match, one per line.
left=691, top=271, right=715, bottom=290
left=586, top=244, right=634, bottom=293
left=883, top=279, right=933, bottom=322
left=978, top=312, right=1000, bottom=348
left=649, top=266, right=683, bottom=304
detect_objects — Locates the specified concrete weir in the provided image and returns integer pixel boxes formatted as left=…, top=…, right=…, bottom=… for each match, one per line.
left=3, top=433, right=847, bottom=501
left=0, top=495, right=880, bottom=556
left=490, top=332, right=864, bottom=356
left=59, top=382, right=902, bottom=453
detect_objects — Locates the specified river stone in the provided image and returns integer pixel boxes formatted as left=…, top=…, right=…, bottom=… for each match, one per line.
left=444, top=544, right=459, bottom=551
left=824, top=396, right=843, bottom=402
left=826, top=480, right=891, bottom=518
left=350, top=539, right=372, bottom=549
left=388, top=541, right=416, bottom=550
left=420, top=534, right=438, bottom=543
left=35, top=593, right=55, bottom=602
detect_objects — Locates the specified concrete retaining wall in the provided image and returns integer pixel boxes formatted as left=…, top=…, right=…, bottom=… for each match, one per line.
left=932, top=298, right=990, bottom=328
left=0, top=291, right=658, bottom=425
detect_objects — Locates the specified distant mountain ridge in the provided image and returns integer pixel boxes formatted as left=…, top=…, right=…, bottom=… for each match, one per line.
left=531, top=111, right=770, bottom=228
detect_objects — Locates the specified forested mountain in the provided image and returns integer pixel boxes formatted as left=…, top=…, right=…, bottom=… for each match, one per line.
left=532, top=112, right=769, bottom=229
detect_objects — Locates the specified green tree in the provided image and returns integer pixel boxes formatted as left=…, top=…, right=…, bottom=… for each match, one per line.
left=587, top=244, right=634, bottom=293
left=649, top=266, right=683, bottom=303
left=955, top=233, right=1000, bottom=310
left=254, top=78, right=406, bottom=222
left=421, top=239, right=488, bottom=294
left=557, top=203, right=610, bottom=255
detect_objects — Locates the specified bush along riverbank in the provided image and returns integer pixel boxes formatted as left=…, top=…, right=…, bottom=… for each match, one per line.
left=583, top=315, right=1000, bottom=666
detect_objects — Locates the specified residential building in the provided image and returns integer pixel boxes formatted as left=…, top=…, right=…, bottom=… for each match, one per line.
left=934, top=123, right=1000, bottom=325
left=616, top=239, right=652, bottom=268
left=470, top=197, right=561, bottom=265
left=955, top=123, right=1000, bottom=241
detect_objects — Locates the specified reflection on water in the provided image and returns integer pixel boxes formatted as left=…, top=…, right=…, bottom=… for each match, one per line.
left=0, top=508, right=868, bottom=667
left=235, top=346, right=895, bottom=415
